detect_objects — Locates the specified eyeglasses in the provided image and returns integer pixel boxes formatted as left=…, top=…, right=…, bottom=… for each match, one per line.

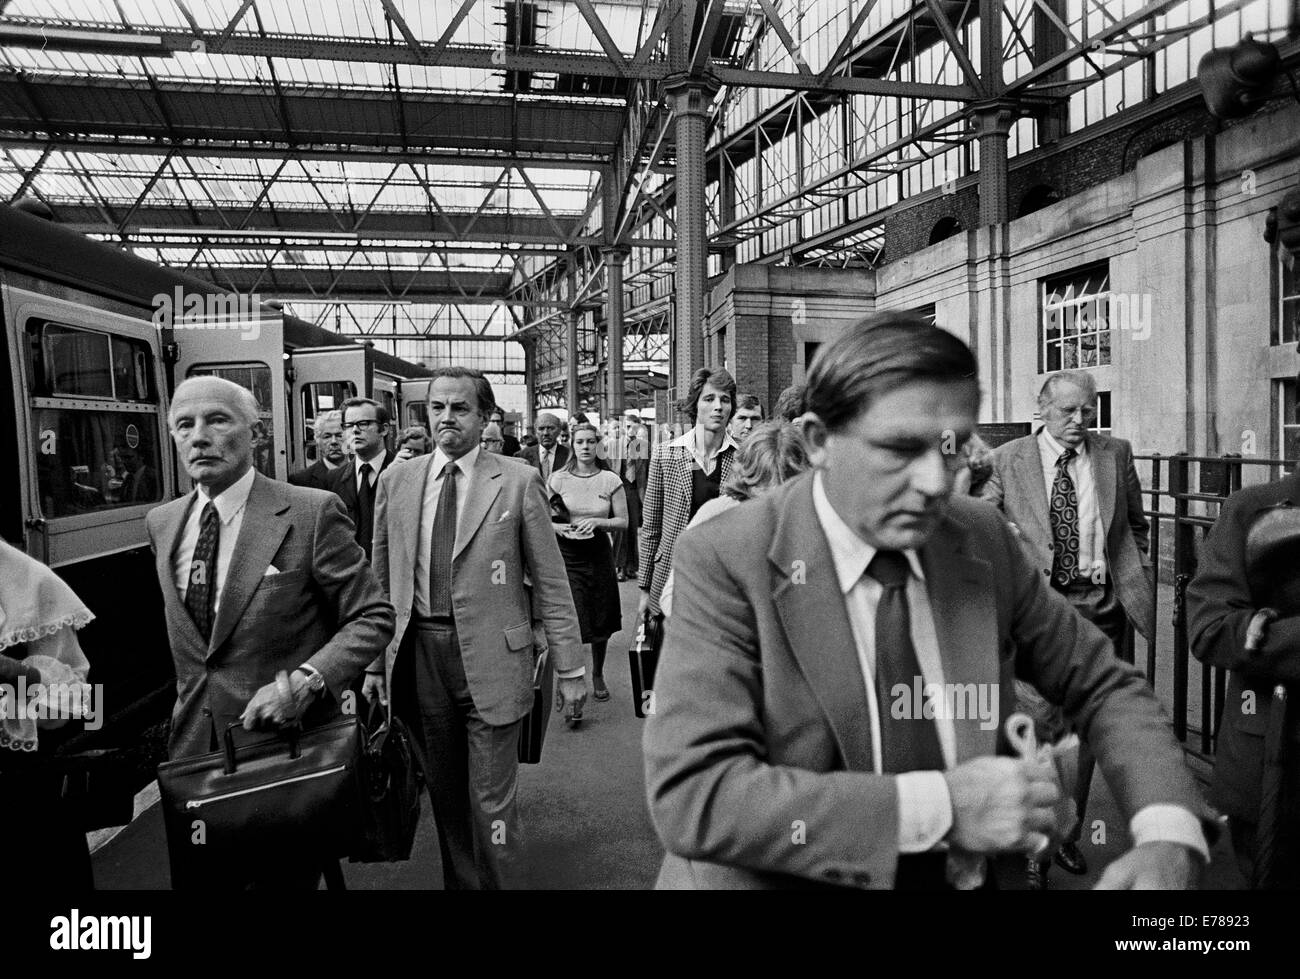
left=344, top=419, right=380, bottom=431
left=482, top=438, right=504, bottom=446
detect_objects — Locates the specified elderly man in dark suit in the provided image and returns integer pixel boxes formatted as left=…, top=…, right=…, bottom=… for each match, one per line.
left=981, top=370, right=1153, bottom=883
left=514, top=412, right=568, bottom=481
left=1188, top=469, right=1300, bottom=888
left=289, top=409, right=346, bottom=490
left=147, top=376, right=394, bottom=889
left=644, top=315, right=1210, bottom=891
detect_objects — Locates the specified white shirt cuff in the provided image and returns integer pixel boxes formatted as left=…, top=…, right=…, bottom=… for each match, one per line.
left=556, top=667, right=586, bottom=680
left=1129, top=804, right=1210, bottom=863
left=896, top=771, right=953, bottom=853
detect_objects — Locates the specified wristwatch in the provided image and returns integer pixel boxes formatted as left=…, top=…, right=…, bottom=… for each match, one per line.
left=294, top=663, right=327, bottom=698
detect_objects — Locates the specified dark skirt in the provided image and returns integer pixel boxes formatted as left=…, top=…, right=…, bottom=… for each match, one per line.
left=558, top=532, right=623, bottom=644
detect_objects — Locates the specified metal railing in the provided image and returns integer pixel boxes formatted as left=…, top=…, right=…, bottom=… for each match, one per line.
left=1135, top=452, right=1293, bottom=764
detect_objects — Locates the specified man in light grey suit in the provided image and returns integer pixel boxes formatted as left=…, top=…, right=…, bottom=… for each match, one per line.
left=365, top=367, right=585, bottom=889
left=644, top=314, right=1210, bottom=890
left=980, top=370, right=1153, bottom=882
left=147, top=376, right=394, bottom=889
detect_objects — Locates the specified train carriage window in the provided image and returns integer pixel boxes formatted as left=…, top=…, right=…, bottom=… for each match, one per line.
left=25, top=321, right=164, bottom=517
left=407, top=402, right=428, bottom=428
left=32, top=409, right=162, bottom=517
left=188, top=364, right=276, bottom=478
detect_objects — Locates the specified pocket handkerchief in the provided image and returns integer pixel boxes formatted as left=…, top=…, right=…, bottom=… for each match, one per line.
left=263, top=565, right=281, bottom=577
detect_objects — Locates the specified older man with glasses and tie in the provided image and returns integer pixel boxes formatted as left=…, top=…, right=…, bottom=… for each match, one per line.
left=981, top=370, right=1157, bottom=887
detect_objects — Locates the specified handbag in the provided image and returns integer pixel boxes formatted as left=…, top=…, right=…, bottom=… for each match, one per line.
left=628, top=611, right=663, bottom=719
left=349, top=700, right=422, bottom=863
left=518, top=643, right=554, bottom=764
left=156, top=716, right=364, bottom=885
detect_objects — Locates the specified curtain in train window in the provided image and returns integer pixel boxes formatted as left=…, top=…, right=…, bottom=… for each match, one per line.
left=187, top=364, right=275, bottom=478
left=33, top=409, right=162, bottom=517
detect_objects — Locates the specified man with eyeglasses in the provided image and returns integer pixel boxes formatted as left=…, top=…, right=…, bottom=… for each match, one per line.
left=329, top=397, right=395, bottom=560
left=289, top=409, right=346, bottom=490
left=480, top=422, right=505, bottom=454
left=982, top=369, right=1155, bottom=887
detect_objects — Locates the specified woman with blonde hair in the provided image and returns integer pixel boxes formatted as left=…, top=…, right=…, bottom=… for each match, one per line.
left=659, top=421, right=812, bottom=617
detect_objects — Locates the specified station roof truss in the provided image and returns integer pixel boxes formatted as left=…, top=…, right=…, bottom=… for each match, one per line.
left=0, top=0, right=1290, bottom=393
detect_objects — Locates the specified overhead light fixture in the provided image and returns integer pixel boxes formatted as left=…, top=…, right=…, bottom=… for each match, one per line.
left=0, top=24, right=173, bottom=59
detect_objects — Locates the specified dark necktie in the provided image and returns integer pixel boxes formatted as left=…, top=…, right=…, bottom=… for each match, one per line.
left=357, top=462, right=374, bottom=552
left=185, top=501, right=219, bottom=642
left=429, top=461, right=458, bottom=616
left=868, top=550, right=944, bottom=774
left=1049, top=448, right=1080, bottom=587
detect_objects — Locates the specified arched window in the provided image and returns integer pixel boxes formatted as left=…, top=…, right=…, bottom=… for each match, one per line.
left=928, top=216, right=961, bottom=245
left=1018, top=185, right=1063, bottom=217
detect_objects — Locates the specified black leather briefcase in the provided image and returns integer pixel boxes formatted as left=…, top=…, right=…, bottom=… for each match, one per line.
left=518, top=645, right=554, bottom=764
left=156, top=717, right=364, bottom=884
left=628, top=612, right=662, bottom=719
left=349, top=701, right=422, bottom=863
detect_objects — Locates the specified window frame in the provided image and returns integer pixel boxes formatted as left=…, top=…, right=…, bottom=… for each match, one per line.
left=1039, top=262, right=1113, bottom=374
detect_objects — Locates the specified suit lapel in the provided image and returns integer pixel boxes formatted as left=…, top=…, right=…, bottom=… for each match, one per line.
left=400, top=455, right=433, bottom=580
left=335, top=460, right=358, bottom=510
left=1089, top=436, right=1117, bottom=537
left=919, top=515, right=1000, bottom=763
left=207, top=475, right=292, bottom=657
left=1012, top=438, right=1053, bottom=545
left=769, top=478, right=875, bottom=773
left=453, top=451, right=503, bottom=561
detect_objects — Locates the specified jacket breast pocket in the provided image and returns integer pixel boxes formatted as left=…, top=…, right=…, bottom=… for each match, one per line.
left=504, top=622, right=533, bottom=652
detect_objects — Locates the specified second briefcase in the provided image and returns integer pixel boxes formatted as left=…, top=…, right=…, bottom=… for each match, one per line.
left=629, top=612, right=662, bottom=719
left=518, top=644, right=554, bottom=764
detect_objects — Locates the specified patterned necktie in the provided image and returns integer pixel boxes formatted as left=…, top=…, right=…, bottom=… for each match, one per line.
left=357, top=462, right=374, bottom=550
left=867, top=550, right=944, bottom=774
left=541, top=448, right=551, bottom=481
left=1049, top=448, right=1080, bottom=587
left=429, top=461, right=458, bottom=616
left=185, top=501, right=219, bottom=642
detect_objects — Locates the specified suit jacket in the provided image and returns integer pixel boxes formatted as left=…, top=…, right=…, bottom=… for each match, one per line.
left=981, top=431, right=1154, bottom=640
left=145, top=473, right=395, bottom=760
left=643, top=473, right=1210, bottom=889
left=638, top=430, right=735, bottom=614
left=371, top=450, right=583, bottom=726
left=288, top=458, right=341, bottom=492
left=1187, top=471, right=1300, bottom=823
left=328, top=453, right=397, bottom=555
left=515, top=442, right=569, bottom=479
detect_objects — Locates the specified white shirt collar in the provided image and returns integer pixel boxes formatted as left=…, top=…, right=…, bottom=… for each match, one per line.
left=197, top=466, right=255, bottom=525
left=432, top=443, right=480, bottom=478
left=811, top=471, right=925, bottom=594
left=1038, top=427, right=1086, bottom=460
left=356, top=448, right=387, bottom=474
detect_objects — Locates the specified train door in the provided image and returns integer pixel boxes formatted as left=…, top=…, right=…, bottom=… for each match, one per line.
left=402, top=378, right=430, bottom=431
left=288, top=345, right=366, bottom=468
left=169, top=307, right=288, bottom=487
left=372, top=369, right=400, bottom=449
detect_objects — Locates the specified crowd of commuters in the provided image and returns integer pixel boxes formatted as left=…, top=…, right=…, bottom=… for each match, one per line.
left=17, top=309, right=1300, bottom=893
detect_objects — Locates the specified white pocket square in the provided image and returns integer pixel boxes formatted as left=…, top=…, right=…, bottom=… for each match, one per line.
left=496, top=511, right=511, bottom=522
left=263, top=566, right=281, bottom=577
